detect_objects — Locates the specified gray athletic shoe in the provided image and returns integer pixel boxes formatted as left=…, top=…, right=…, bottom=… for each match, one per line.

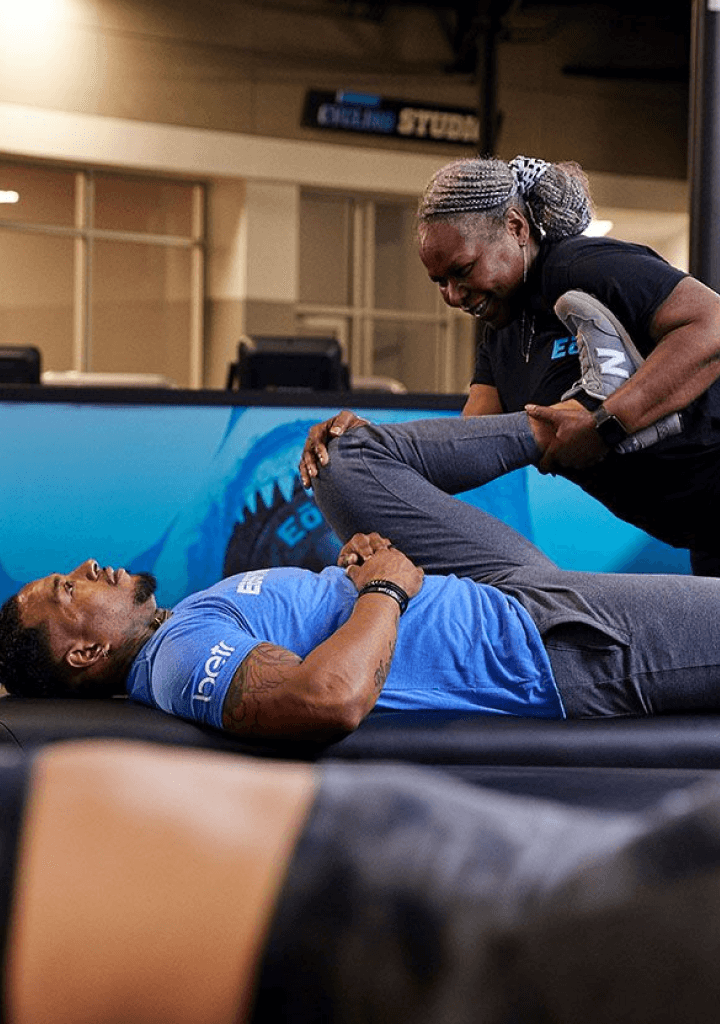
left=555, top=289, right=683, bottom=454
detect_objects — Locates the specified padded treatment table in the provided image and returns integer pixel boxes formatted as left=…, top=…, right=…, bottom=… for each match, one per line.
left=4, top=697, right=720, bottom=811
left=333, top=710, right=720, bottom=769
left=4, top=696, right=720, bottom=772
left=0, top=697, right=257, bottom=754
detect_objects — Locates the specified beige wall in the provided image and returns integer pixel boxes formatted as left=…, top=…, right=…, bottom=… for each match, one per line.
left=0, top=0, right=688, bottom=178
left=496, top=5, right=687, bottom=180
left=0, top=1, right=691, bottom=387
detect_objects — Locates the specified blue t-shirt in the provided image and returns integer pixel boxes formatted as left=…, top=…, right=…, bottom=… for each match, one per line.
left=126, top=567, right=565, bottom=728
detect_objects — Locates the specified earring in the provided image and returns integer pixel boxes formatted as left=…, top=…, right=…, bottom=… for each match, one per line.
left=521, top=242, right=528, bottom=284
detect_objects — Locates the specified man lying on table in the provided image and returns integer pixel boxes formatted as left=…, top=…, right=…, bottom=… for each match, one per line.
left=3, top=408, right=720, bottom=740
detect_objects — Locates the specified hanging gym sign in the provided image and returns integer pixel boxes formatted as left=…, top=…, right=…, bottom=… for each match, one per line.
left=302, top=90, right=479, bottom=146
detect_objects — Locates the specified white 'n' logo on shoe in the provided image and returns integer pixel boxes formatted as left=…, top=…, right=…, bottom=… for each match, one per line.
left=597, top=348, right=630, bottom=379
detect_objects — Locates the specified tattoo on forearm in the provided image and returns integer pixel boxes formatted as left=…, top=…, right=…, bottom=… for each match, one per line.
left=374, top=637, right=396, bottom=693
left=222, top=643, right=300, bottom=731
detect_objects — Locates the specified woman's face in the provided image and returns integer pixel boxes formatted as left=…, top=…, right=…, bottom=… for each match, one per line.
left=418, top=212, right=528, bottom=329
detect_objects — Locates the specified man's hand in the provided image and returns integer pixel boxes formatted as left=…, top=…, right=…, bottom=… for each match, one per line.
left=342, top=534, right=424, bottom=600
left=337, top=531, right=393, bottom=567
left=525, top=402, right=609, bottom=474
left=299, top=410, right=369, bottom=487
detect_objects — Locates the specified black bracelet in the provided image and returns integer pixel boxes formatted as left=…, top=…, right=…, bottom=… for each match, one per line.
left=357, top=579, right=410, bottom=615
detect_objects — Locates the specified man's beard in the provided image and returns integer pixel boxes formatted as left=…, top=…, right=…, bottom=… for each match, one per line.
left=133, top=572, right=157, bottom=606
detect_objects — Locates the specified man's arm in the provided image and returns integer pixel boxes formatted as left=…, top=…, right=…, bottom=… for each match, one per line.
left=221, top=542, right=423, bottom=743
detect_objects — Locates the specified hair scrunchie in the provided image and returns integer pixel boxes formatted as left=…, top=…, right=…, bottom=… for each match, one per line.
left=509, top=155, right=550, bottom=196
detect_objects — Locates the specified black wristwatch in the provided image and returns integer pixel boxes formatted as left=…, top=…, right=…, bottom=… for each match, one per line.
left=593, top=405, right=629, bottom=448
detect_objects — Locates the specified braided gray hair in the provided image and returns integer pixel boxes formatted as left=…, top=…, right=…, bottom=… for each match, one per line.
left=417, top=155, right=594, bottom=241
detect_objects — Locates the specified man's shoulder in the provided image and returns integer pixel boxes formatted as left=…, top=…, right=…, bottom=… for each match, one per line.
left=128, top=594, right=257, bottom=726
left=171, top=565, right=339, bottom=613
left=171, top=573, right=252, bottom=611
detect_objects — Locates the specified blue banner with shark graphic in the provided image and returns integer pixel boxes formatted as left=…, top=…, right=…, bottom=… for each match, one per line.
left=0, top=391, right=689, bottom=608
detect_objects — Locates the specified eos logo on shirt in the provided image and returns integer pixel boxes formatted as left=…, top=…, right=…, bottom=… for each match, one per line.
left=236, top=570, right=269, bottom=595
left=193, top=640, right=236, bottom=702
left=551, top=336, right=578, bottom=359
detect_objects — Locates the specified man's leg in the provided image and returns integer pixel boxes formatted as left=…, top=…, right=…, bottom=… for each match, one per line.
left=313, top=412, right=556, bottom=583
left=537, top=568, right=720, bottom=716
left=314, top=412, right=720, bottom=718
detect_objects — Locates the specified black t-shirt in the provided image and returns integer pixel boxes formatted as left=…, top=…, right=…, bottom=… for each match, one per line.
left=472, top=234, right=720, bottom=552
left=473, top=305, right=582, bottom=411
left=473, top=234, right=688, bottom=407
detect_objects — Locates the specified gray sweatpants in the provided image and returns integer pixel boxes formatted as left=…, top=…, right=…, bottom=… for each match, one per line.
left=313, top=413, right=720, bottom=717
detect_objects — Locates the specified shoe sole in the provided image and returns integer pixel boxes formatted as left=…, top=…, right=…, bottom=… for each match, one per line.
left=555, top=291, right=684, bottom=452
left=554, top=290, right=646, bottom=372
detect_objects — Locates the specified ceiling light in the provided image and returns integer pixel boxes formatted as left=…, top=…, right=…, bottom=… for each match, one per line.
left=584, top=219, right=614, bottom=237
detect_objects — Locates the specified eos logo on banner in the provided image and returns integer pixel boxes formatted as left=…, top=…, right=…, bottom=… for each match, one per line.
left=303, top=90, right=479, bottom=146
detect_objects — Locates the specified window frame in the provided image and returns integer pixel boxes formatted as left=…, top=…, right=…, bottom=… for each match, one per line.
left=0, top=162, right=205, bottom=386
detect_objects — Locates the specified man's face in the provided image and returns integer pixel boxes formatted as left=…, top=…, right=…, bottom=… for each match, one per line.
left=17, top=560, right=158, bottom=671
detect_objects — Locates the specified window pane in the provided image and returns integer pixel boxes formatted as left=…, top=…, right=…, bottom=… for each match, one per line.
left=91, top=240, right=192, bottom=386
left=299, top=193, right=352, bottom=306
left=0, top=163, right=76, bottom=227
left=372, top=320, right=441, bottom=392
left=0, top=231, right=75, bottom=371
left=374, top=202, right=437, bottom=314
left=94, top=175, right=195, bottom=236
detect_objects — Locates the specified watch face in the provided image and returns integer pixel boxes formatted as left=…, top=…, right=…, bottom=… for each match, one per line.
left=223, top=476, right=342, bottom=576
left=596, top=412, right=628, bottom=447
